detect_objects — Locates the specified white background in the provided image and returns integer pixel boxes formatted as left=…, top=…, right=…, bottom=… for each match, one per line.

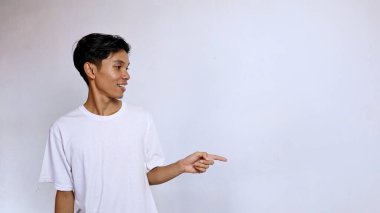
left=1, top=0, right=379, bottom=212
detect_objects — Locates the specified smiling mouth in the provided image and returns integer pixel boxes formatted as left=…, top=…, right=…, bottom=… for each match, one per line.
left=117, top=84, right=126, bottom=88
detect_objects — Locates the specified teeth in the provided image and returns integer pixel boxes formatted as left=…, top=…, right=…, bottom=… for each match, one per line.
left=117, top=84, right=125, bottom=88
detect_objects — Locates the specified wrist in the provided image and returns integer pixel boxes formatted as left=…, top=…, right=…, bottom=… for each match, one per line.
left=177, top=160, right=186, bottom=173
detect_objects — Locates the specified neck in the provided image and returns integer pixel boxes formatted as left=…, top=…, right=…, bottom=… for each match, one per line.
left=83, top=90, right=122, bottom=116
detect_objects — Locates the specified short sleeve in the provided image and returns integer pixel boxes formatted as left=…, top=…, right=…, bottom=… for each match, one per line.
left=144, top=113, right=165, bottom=172
left=39, top=125, right=74, bottom=191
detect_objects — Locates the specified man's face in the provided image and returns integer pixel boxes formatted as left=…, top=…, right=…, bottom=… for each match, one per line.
left=92, top=50, right=130, bottom=99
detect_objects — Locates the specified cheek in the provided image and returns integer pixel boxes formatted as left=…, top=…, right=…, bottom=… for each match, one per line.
left=109, top=72, right=120, bottom=81
left=99, top=72, right=118, bottom=82
left=96, top=76, right=116, bottom=90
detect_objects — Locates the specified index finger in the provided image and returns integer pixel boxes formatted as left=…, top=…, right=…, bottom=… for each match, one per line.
left=207, top=154, right=228, bottom=162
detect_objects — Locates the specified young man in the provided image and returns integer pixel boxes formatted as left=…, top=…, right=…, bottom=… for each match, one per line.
left=39, top=33, right=227, bottom=213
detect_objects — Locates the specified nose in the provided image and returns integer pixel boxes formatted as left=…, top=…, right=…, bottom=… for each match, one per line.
left=121, top=70, right=130, bottom=80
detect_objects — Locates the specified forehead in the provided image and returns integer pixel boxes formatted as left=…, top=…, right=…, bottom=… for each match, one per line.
left=105, top=50, right=129, bottom=64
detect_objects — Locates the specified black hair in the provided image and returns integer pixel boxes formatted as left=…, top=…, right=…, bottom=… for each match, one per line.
left=73, top=33, right=131, bottom=85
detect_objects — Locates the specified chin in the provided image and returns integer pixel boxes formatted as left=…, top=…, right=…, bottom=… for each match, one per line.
left=108, top=94, right=123, bottom=100
left=111, top=91, right=125, bottom=99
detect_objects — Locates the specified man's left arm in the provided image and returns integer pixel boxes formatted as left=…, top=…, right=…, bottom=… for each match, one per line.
left=147, top=152, right=227, bottom=185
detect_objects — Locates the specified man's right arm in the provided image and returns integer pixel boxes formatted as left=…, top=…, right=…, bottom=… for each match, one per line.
left=55, top=190, right=74, bottom=213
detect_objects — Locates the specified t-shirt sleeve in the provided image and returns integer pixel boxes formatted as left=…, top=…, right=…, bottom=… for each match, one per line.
left=144, top=113, right=165, bottom=172
left=39, top=125, right=74, bottom=191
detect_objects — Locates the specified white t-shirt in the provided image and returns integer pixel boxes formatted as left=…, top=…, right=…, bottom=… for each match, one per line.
left=39, top=102, right=164, bottom=213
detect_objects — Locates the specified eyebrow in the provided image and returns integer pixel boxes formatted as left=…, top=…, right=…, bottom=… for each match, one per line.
left=112, top=60, right=130, bottom=65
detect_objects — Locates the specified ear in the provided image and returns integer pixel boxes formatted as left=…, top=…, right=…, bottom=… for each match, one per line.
left=83, top=62, right=96, bottom=81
